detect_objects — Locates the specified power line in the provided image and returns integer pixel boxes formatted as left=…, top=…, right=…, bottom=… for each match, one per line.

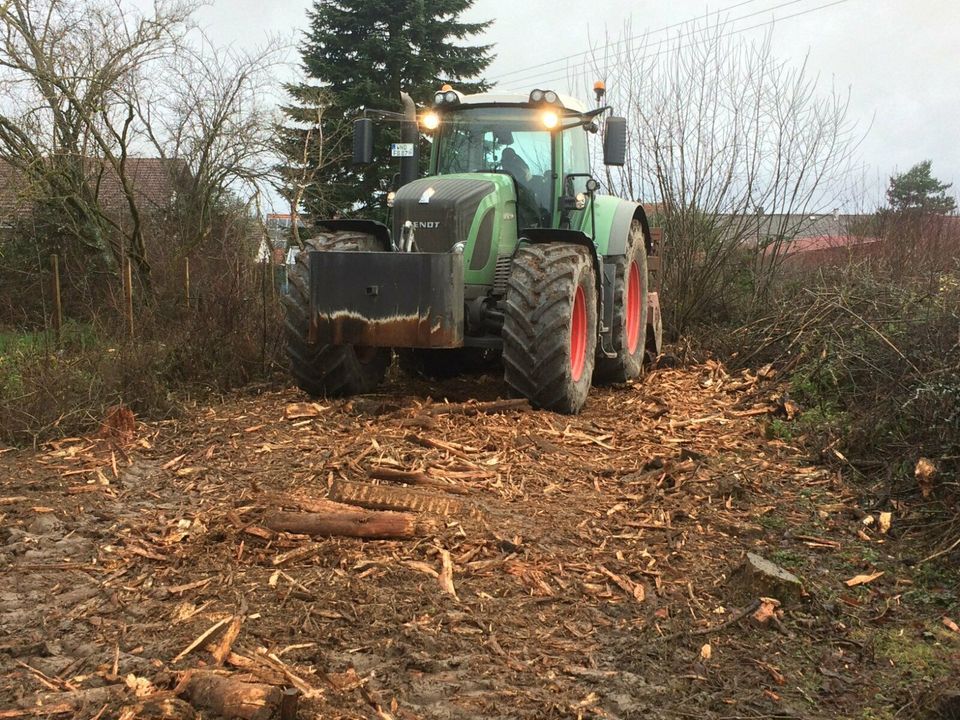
left=499, top=0, right=853, bottom=93
left=497, top=0, right=817, bottom=91
left=487, top=0, right=765, bottom=83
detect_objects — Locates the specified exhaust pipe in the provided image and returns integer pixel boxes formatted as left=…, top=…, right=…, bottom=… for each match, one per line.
left=399, top=91, right=419, bottom=188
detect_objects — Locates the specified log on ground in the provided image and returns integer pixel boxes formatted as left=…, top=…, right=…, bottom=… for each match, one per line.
left=263, top=500, right=439, bottom=539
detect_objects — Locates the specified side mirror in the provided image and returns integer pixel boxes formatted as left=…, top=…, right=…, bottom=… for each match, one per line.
left=603, top=116, right=627, bottom=166
left=353, top=118, right=374, bottom=165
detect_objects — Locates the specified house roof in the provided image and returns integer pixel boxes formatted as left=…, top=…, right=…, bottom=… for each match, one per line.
left=0, top=157, right=188, bottom=221
left=86, top=157, right=188, bottom=211
left=0, top=162, right=32, bottom=217
left=782, top=235, right=881, bottom=255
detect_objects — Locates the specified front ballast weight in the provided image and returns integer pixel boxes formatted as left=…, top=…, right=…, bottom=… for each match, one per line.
left=308, top=249, right=465, bottom=349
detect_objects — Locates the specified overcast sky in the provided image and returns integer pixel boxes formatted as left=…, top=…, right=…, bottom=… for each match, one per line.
left=190, top=0, right=960, bottom=210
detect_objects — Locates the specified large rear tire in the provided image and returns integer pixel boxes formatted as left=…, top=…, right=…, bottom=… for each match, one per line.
left=503, top=243, right=597, bottom=414
left=594, top=220, right=649, bottom=384
left=281, top=232, right=391, bottom=398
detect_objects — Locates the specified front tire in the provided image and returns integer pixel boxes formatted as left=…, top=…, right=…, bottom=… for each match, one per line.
left=503, top=243, right=597, bottom=414
left=594, top=220, right=649, bottom=384
left=281, top=232, right=391, bottom=398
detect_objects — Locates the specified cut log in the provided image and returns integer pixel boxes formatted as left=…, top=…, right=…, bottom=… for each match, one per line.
left=176, top=670, right=280, bottom=720
left=329, top=479, right=482, bottom=519
left=727, top=552, right=803, bottom=605
left=367, top=466, right=470, bottom=495
left=263, top=502, right=439, bottom=540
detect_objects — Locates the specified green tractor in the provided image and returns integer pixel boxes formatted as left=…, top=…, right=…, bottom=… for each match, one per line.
left=282, top=84, right=662, bottom=413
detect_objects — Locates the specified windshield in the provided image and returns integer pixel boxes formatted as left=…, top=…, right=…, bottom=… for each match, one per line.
left=436, top=106, right=553, bottom=227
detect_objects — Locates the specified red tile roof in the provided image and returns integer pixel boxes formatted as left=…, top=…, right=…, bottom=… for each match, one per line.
left=0, top=162, right=32, bottom=217
left=0, top=157, right=188, bottom=221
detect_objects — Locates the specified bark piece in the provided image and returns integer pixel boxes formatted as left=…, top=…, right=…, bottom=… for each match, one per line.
left=121, top=696, right=196, bottom=719
left=420, top=398, right=531, bottom=416
left=330, top=479, right=481, bottom=519
left=177, top=671, right=279, bottom=720
left=727, top=552, right=803, bottom=605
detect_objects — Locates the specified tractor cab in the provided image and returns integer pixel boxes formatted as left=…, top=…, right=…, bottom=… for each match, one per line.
left=421, top=90, right=619, bottom=231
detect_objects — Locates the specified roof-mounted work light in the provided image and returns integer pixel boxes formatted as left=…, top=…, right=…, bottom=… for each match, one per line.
left=529, top=89, right=562, bottom=106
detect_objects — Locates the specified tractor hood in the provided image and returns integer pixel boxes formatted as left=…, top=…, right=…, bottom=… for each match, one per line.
left=392, top=175, right=511, bottom=255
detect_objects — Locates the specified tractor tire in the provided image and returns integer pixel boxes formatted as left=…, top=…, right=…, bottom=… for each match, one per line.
left=281, top=231, right=391, bottom=398
left=593, top=220, right=649, bottom=385
left=397, top=348, right=500, bottom=379
left=503, top=243, right=597, bottom=414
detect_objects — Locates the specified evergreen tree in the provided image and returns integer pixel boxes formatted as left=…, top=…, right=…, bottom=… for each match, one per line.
left=280, top=0, right=493, bottom=221
left=887, top=160, right=957, bottom=215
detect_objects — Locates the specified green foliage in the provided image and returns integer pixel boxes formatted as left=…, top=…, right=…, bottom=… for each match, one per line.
left=281, top=0, right=493, bottom=218
left=721, top=262, right=960, bottom=531
left=887, top=160, right=957, bottom=215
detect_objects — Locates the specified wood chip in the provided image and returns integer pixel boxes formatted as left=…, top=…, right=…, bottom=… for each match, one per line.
left=844, top=571, right=884, bottom=587
left=172, top=617, right=231, bottom=663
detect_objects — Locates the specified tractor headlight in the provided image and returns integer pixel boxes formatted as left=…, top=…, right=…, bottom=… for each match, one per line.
left=421, top=111, right=440, bottom=131
left=575, top=192, right=586, bottom=210
left=542, top=110, right=559, bottom=129
left=386, top=191, right=396, bottom=208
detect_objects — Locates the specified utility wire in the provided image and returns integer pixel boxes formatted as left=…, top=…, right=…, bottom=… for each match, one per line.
left=496, top=0, right=812, bottom=89
left=487, top=0, right=765, bottom=83
left=497, top=0, right=851, bottom=93
left=496, top=0, right=820, bottom=90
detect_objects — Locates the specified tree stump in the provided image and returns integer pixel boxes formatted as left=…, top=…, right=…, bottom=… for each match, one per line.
left=727, top=552, right=803, bottom=605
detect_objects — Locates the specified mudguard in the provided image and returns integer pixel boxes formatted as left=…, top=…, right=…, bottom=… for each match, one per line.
left=585, top=197, right=652, bottom=257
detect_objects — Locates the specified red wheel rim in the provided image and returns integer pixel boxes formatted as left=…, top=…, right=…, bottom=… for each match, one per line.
left=570, top=285, right=587, bottom=381
left=625, top=260, right=642, bottom=354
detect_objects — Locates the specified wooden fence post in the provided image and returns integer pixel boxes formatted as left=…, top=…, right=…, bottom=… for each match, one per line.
left=124, top=258, right=134, bottom=338
left=50, top=254, right=62, bottom=344
left=184, top=256, right=191, bottom=309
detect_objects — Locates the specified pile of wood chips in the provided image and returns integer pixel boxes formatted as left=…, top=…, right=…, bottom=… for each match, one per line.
left=1, top=363, right=867, bottom=719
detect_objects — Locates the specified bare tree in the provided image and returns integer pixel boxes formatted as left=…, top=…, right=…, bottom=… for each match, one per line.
left=0, top=0, right=198, bottom=282
left=274, top=84, right=351, bottom=247
left=0, top=0, right=287, bottom=294
left=133, top=35, right=286, bottom=251
left=581, top=20, right=860, bottom=332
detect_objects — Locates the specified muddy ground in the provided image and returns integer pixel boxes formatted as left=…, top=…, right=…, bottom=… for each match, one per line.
left=1, top=362, right=958, bottom=719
